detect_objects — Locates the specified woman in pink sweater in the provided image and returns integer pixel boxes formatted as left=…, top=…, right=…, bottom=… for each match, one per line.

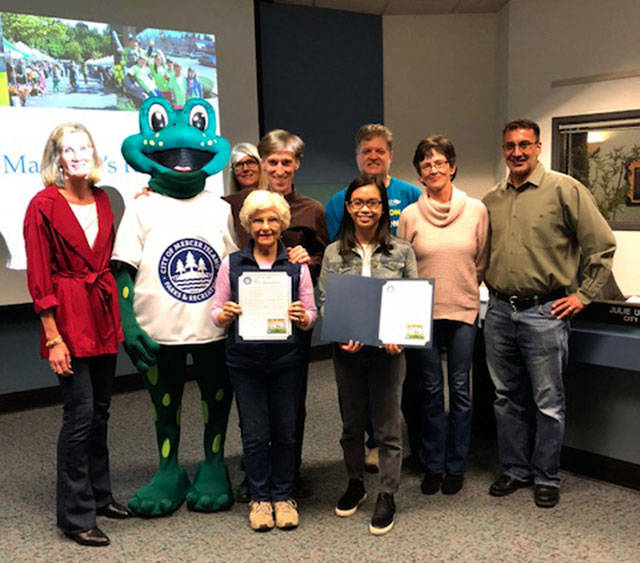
left=398, top=135, right=489, bottom=496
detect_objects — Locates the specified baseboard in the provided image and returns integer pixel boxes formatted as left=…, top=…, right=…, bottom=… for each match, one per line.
left=0, top=371, right=149, bottom=413
left=0, top=347, right=334, bottom=414
left=561, top=446, right=640, bottom=490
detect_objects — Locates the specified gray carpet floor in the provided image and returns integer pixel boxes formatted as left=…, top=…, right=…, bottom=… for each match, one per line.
left=1, top=358, right=639, bottom=562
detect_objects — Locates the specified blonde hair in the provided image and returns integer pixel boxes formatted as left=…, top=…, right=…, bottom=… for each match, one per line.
left=230, top=142, right=268, bottom=192
left=258, top=129, right=304, bottom=161
left=239, top=190, right=291, bottom=233
left=40, top=123, right=102, bottom=188
left=355, top=123, right=393, bottom=152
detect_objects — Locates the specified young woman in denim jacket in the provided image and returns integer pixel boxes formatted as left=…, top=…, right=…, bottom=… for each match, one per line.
left=318, top=173, right=417, bottom=536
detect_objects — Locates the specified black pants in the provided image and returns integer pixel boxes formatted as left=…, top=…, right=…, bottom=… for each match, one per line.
left=367, top=349, right=423, bottom=455
left=57, top=354, right=116, bottom=533
left=294, top=329, right=313, bottom=472
left=333, top=346, right=405, bottom=493
left=402, top=348, right=425, bottom=456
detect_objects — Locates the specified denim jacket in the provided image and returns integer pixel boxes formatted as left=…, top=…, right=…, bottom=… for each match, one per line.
left=318, top=236, right=418, bottom=311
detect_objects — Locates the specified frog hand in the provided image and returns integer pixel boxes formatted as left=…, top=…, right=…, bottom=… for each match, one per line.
left=123, top=319, right=160, bottom=373
left=114, top=261, right=161, bottom=372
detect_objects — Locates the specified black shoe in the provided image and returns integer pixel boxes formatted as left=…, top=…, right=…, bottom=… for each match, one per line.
left=489, top=474, right=532, bottom=497
left=421, top=472, right=443, bottom=495
left=236, top=476, right=251, bottom=504
left=403, top=449, right=426, bottom=473
left=369, top=493, right=395, bottom=535
left=64, top=526, right=110, bottom=547
left=96, top=501, right=132, bottom=519
left=534, top=484, right=560, bottom=508
left=335, top=479, right=367, bottom=517
left=441, top=473, right=464, bottom=495
left=293, top=472, right=313, bottom=500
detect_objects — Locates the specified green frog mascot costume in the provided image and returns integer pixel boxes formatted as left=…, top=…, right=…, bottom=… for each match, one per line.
left=113, top=97, right=237, bottom=516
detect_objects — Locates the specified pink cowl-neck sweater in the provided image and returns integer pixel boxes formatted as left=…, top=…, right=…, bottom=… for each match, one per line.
left=397, top=186, right=489, bottom=325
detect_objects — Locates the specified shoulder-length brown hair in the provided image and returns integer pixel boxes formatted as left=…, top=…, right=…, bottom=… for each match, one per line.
left=40, top=123, right=102, bottom=188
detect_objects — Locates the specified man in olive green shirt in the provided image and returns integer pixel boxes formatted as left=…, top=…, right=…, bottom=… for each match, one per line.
left=482, top=119, right=615, bottom=508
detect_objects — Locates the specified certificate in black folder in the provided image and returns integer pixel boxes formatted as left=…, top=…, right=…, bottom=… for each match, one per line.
left=321, top=273, right=434, bottom=348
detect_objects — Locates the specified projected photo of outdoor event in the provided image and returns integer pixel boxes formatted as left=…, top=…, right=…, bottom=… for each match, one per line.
left=0, top=12, right=217, bottom=110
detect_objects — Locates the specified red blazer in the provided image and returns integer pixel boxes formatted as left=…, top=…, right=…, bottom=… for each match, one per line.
left=24, top=185, right=124, bottom=358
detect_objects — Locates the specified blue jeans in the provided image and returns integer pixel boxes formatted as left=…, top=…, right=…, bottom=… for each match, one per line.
left=419, top=319, right=477, bottom=475
left=230, top=364, right=303, bottom=501
left=484, top=298, right=568, bottom=487
left=57, top=355, right=116, bottom=533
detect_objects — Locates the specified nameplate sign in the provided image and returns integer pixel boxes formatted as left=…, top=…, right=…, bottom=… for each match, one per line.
left=577, top=300, right=640, bottom=326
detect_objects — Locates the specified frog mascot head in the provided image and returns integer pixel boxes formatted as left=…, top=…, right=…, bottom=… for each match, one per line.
left=114, top=98, right=237, bottom=517
left=122, top=96, right=230, bottom=198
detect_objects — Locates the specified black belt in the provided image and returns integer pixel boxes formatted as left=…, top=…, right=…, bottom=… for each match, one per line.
left=491, top=287, right=566, bottom=311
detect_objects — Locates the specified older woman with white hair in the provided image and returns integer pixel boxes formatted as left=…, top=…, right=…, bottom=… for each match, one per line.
left=211, top=189, right=317, bottom=533
left=225, top=130, right=328, bottom=503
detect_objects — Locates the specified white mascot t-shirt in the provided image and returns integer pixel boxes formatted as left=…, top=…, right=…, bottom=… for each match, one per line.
left=113, top=190, right=238, bottom=344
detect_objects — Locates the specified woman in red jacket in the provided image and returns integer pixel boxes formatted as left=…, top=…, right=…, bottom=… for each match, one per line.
left=24, top=123, right=128, bottom=547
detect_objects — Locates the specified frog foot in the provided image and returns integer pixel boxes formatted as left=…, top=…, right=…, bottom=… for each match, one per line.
left=128, top=465, right=191, bottom=517
left=186, top=459, right=233, bottom=512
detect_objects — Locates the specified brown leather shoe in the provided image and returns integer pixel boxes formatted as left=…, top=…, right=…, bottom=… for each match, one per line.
left=365, top=447, right=380, bottom=474
left=292, top=473, right=313, bottom=500
left=534, top=484, right=560, bottom=508
left=489, top=474, right=531, bottom=496
left=235, top=476, right=251, bottom=504
left=64, top=526, right=110, bottom=547
left=97, top=501, right=132, bottom=519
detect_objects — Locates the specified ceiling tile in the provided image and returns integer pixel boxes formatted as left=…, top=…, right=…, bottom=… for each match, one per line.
left=276, top=0, right=315, bottom=6
left=273, top=0, right=510, bottom=15
left=386, top=1, right=460, bottom=15
left=453, top=0, right=509, bottom=13
left=316, top=0, right=389, bottom=14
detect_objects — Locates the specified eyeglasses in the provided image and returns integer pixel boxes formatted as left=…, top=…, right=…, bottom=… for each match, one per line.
left=419, top=160, right=449, bottom=172
left=233, top=160, right=259, bottom=170
left=502, top=141, right=538, bottom=152
left=348, top=199, right=382, bottom=210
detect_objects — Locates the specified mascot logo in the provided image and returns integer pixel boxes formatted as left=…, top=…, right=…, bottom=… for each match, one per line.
left=158, top=238, right=221, bottom=303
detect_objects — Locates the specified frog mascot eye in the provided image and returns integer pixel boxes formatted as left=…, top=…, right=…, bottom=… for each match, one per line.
left=114, top=97, right=236, bottom=517
left=189, top=104, right=208, bottom=131
left=148, top=102, right=169, bottom=131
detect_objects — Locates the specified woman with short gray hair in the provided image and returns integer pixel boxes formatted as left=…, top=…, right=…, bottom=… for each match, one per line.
left=211, top=189, right=317, bottom=532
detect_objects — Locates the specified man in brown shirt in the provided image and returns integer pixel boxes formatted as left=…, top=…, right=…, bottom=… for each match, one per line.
left=482, top=119, right=616, bottom=508
left=223, top=132, right=327, bottom=282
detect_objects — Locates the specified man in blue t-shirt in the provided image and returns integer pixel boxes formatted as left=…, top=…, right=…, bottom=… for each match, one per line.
left=325, top=124, right=424, bottom=473
left=325, top=123, right=422, bottom=241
